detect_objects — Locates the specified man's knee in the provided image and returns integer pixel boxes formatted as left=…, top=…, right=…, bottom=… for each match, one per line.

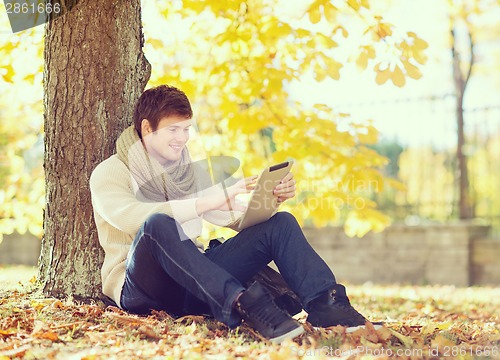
left=271, top=211, right=298, bottom=226
left=143, top=213, right=179, bottom=235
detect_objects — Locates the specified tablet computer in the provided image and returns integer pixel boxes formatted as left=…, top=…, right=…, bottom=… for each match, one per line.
left=232, top=161, right=293, bottom=231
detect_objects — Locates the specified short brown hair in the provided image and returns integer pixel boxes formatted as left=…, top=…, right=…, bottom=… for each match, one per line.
left=133, top=85, right=193, bottom=138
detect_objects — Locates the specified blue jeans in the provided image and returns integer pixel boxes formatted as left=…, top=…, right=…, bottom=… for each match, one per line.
left=120, top=212, right=336, bottom=328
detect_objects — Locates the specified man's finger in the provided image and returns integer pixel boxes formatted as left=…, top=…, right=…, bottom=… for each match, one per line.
left=275, top=179, right=296, bottom=191
left=278, top=191, right=295, bottom=199
left=274, top=183, right=296, bottom=194
left=280, top=172, right=293, bottom=184
left=245, top=175, right=258, bottom=183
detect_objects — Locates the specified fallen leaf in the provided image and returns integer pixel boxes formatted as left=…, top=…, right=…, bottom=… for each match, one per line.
left=31, top=300, right=47, bottom=311
left=376, top=326, right=393, bottom=342
left=360, top=336, right=382, bottom=350
left=150, top=310, right=173, bottom=322
left=0, top=344, right=31, bottom=358
left=306, top=335, right=317, bottom=349
left=0, top=329, right=16, bottom=339
left=174, top=315, right=206, bottom=325
left=86, top=305, right=103, bottom=318
left=51, top=300, right=64, bottom=309
left=421, top=322, right=452, bottom=335
left=105, top=306, right=124, bottom=314
left=106, top=312, right=147, bottom=327
left=184, top=321, right=197, bottom=335
left=389, top=328, right=414, bottom=347
left=431, top=334, right=456, bottom=349
left=138, top=325, right=161, bottom=339
left=364, top=322, right=379, bottom=343
left=350, top=326, right=368, bottom=337
left=81, top=355, right=98, bottom=360
left=33, top=330, right=59, bottom=341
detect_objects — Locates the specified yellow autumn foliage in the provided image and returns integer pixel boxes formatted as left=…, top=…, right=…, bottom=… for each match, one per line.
left=1, top=0, right=433, bottom=240
left=0, top=15, right=44, bottom=241
left=142, top=0, right=430, bottom=238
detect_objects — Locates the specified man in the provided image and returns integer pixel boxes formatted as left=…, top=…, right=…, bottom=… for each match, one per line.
left=90, top=85, right=379, bottom=344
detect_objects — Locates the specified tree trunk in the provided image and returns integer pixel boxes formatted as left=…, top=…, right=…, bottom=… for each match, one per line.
left=451, top=22, right=474, bottom=220
left=39, top=0, right=151, bottom=301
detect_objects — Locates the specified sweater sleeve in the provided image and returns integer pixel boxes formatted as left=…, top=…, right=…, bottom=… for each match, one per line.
left=202, top=205, right=280, bottom=231
left=89, top=156, right=199, bottom=237
left=201, top=208, right=244, bottom=227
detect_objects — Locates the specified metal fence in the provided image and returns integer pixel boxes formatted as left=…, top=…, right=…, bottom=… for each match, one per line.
left=338, top=94, right=500, bottom=238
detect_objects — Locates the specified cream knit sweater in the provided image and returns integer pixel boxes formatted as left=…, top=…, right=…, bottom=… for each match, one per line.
left=90, top=154, right=240, bottom=306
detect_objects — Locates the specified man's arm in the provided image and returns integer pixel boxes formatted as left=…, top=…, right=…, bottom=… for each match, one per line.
left=202, top=171, right=294, bottom=231
left=201, top=208, right=245, bottom=228
left=90, top=158, right=199, bottom=237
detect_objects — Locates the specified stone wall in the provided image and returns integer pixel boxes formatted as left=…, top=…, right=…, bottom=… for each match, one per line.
left=303, top=223, right=500, bottom=286
left=471, top=239, right=500, bottom=285
left=0, top=233, right=40, bottom=265
left=1, top=224, right=499, bottom=286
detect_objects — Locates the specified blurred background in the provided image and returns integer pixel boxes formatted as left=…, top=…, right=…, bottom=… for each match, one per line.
left=0, top=0, right=499, bottom=286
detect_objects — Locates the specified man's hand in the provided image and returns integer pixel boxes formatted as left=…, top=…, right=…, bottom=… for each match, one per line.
left=273, top=171, right=296, bottom=205
left=196, top=175, right=257, bottom=215
left=216, top=176, right=257, bottom=212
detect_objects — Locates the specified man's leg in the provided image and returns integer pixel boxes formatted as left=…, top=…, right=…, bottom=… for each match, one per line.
left=122, top=213, right=304, bottom=343
left=205, top=211, right=336, bottom=310
left=121, top=213, right=245, bottom=327
left=206, top=211, right=382, bottom=330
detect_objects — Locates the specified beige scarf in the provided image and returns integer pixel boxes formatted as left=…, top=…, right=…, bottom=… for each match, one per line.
left=116, top=125, right=198, bottom=202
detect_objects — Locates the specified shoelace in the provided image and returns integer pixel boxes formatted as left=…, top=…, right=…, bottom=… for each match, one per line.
left=242, top=297, right=290, bottom=328
left=333, top=295, right=367, bottom=324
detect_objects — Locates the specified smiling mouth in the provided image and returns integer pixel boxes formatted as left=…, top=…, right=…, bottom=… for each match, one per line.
left=170, top=145, right=183, bottom=151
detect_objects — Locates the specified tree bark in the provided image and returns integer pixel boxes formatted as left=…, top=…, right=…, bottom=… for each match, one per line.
left=451, top=22, right=474, bottom=220
left=39, top=0, right=151, bottom=301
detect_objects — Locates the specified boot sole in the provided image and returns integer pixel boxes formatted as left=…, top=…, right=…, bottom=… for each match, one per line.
left=345, top=323, right=383, bottom=333
left=269, top=325, right=305, bottom=344
left=307, top=313, right=384, bottom=332
left=310, top=323, right=383, bottom=333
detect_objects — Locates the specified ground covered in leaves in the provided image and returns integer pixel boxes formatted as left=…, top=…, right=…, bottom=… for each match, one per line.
left=0, top=267, right=499, bottom=359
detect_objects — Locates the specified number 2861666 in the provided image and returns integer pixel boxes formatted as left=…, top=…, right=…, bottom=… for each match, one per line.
left=6, top=2, right=61, bottom=15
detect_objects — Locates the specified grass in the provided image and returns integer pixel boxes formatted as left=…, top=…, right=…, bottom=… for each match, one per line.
left=0, top=265, right=499, bottom=359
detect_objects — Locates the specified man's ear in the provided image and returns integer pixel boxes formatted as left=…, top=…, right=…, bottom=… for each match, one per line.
left=141, top=119, right=152, bottom=136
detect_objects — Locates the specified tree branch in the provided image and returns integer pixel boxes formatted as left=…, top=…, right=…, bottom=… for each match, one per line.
left=463, top=24, right=474, bottom=91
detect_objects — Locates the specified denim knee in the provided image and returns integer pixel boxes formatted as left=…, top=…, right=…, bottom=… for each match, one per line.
left=271, top=211, right=298, bottom=227
left=143, top=213, right=181, bottom=239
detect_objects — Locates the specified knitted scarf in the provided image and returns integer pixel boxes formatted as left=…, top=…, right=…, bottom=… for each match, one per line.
left=116, top=125, right=198, bottom=202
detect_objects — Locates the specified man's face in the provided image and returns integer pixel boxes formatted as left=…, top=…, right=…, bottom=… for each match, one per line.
left=142, top=116, right=192, bottom=166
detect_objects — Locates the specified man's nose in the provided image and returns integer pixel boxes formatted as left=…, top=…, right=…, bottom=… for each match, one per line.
left=175, top=130, right=189, bottom=142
